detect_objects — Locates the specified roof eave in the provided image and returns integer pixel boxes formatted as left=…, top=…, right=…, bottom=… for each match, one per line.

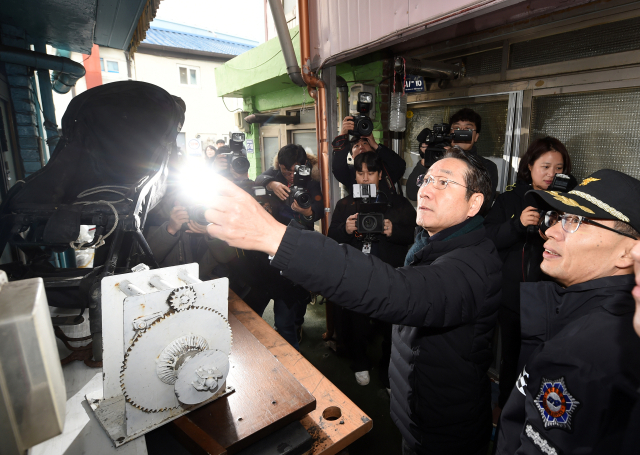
left=136, top=42, right=237, bottom=61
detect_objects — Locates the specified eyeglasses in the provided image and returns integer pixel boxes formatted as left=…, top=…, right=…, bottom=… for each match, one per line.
left=543, top=211, right=638, bottom=240
left=417, top=174, right=473, bottom=191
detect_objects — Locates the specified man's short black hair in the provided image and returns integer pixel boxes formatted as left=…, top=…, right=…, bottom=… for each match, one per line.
left=449, top=108, right=482, bottom=134
left=216, top=139, right=225, bottom=145
left=441, top=146, right=492, bottom=215
left=614, top=221, right=640, bottom=239
left=277, top=144, right=307, bottom=170
left=354, top=151, right=382, bottom=173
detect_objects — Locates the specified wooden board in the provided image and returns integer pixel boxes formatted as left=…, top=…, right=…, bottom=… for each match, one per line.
left=228, top=293, right=373, bottom=455
left=173, top=311, right=316, bottom=454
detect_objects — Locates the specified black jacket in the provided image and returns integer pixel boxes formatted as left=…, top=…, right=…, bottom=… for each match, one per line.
left=406, top=145, right=499, bottom=202
left=331, top=134, right=406, bottom=195
left=484, top=180, right=543, bottom=312
left=328, top=191, right=416, bottom=268
left=496, top=276, right=640, bottom=455
left=270, top=217, right=502, bottom=454
left=255, top=167, right=323, bottom=229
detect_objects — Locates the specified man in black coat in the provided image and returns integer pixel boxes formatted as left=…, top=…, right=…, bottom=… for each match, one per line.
left=496, top=169, right=640, bottom=455
left=332, top=115, right=406, bottom=195
left=328, top=151, right=416, bottom=386
left=253, top=144, right=323, bottom=349
left=205, top=147, right=502, bottom=455
left=406, top=108, right=499, bottom=203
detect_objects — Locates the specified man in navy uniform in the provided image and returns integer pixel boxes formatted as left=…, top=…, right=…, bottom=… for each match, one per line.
left=496, top=169, right=640, bottom=454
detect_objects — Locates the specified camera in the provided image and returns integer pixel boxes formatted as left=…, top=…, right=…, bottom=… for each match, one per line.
left=348, top=92, right=374, bottom=137
left=353, top=184, right=386, bottom=234
left=220, top=132, right=250, bottom=174
left=186, top=206, right=208, bottom=226
left=352, top=183, right=377, bottom=199
left=530, top=173, right=577, bottom=235
left=416, top=123, right=473, bottom=157
left=287, top=165, right=312, bottom=209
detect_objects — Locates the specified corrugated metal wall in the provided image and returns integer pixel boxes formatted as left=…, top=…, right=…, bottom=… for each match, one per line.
left=308, top=0, right=517, bottom=66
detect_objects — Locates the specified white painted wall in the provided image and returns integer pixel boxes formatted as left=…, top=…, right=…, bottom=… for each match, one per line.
left=133, top=52, right=242, bottom=156
left=52, top=46, right=242, bottom=158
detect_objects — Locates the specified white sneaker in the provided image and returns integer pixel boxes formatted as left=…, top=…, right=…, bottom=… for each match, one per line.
left=355, top=371, right=370, bottom=386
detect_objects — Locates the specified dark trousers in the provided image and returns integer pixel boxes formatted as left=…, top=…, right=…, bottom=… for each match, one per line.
left=336, top=307, right=372, bottom=372
left=497, top=305, right=521, bottom=408
left=402, top=438, right=489, bottom=455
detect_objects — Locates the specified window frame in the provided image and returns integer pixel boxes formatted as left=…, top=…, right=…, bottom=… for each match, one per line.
left=177, top=64, right=201, bottom=87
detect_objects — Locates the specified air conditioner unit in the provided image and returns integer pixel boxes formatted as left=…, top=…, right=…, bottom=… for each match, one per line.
left=234, top=112, right=250, bottom=132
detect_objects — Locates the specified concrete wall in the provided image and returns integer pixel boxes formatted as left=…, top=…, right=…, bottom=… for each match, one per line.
left=134, top=52, right=241, bottom=156
left=52, top=46, right=241, bottom=160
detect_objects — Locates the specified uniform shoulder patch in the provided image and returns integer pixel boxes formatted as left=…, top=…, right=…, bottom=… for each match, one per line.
left=525, top=421, right=562, bottom=455
left=534, top=377, right=580, bottom=431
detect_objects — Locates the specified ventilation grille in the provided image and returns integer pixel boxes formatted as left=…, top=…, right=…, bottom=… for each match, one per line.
left=460, top=48, right=503, bottom=77
left=510, top=16, right=640, bottom=69
left=530, top=87, right=640, bottom=180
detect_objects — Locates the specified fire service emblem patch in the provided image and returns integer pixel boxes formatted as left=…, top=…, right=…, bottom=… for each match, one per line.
left=534, top=377, right=580, bottom=430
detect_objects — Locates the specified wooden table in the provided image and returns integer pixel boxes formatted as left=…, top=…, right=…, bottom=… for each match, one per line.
left=174, top=292, right=373, bottom=455
left=228, top=293, right=373, bottom=454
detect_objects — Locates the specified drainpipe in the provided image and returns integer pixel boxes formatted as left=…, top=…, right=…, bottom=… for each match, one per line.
left=297, top=0, right=331, bottom=236
left=267, top=0, right=305, bottom=87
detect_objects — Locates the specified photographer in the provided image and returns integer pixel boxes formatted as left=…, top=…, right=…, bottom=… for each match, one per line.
left=255, top=144, right=323, bottom=228
left=205, top=147, right=502, bottom=454
left=406, top=108, right=499, bottom=202
left=145, top=198, right=235, bottom=281
left=332, top=115, right=406, bottom=195
left=252, top=144, right=323, bottom=349
left=329, top=152, right=416, bottom=387
left=484, top=137, right=571, bottom=417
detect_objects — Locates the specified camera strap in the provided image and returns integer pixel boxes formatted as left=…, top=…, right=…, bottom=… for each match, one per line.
left=381, top=162, right=400, bottom=196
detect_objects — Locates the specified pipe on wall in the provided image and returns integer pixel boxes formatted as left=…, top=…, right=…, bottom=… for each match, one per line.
left=395, top=57, right=462, bottom=81
left=298, top=0, right=331, bottom=235
left=267, top=0, right=306, bottom=87
left=0, top=45, right=86, bottom=95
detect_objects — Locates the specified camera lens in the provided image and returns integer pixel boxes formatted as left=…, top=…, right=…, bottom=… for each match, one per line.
left=232, top=156, right=250, bottom=173
left=295, top=191, right=312, bottom=209
left=362, top=215, right=377, bottom=231
left=357, top=119, right=373, bottom=136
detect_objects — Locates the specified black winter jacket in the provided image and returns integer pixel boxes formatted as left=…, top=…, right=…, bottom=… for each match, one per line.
left=270, top=217, right=502, bottom=454
left=484, top=180, right=542, bottom=312
left=255, top=167, right=323, bottom=229
left=331, top=134, right=406, bottom=195
left=328, top=191, right=416, bottom=268
left=496, top=276, right=640, bottom=455
left=405, top=145, right=499, bottom=202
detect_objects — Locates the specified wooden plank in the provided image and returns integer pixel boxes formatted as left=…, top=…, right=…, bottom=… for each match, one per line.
left=180, top=312, right=316, bottom=453
left=228, top=292, right=373, bottom=455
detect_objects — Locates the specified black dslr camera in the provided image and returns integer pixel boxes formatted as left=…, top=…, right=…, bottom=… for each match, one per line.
left=220, top=132, right=250, bottom=173
left=353, top=184, right=386, bottom=234
left=287, top=165, right=312, bottom=209
left=417, top=123, right=473, bottom=157
left=348, top=92, right=374, bottom=137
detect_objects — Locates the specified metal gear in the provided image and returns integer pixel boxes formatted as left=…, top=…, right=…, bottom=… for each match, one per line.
left=156, top=334, right=209, bottom=385
left=120, top=306, right=232, bottom=412
left=167, top=285, right=197, bottom=311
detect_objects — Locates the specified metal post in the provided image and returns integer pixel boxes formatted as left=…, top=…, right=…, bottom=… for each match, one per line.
left=33, top=41, right=59, bottom=153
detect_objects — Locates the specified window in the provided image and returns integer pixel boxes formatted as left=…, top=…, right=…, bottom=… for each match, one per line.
left=100, top=59, right=119, bottom=73
left=178, top=65, right=200, bottom=86
left=107, top=61, right=119, bottom=73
